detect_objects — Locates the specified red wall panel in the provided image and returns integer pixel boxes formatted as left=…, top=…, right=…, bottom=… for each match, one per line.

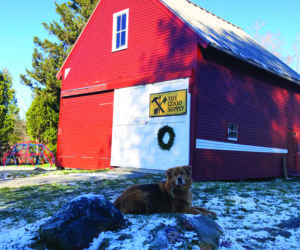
left=193, top=49, right=300, bottom=180
left=56, top=0, right=195, bottom=170
left=194, top=150, right=283, bottom=181
left=56, top=91, right=114, bottom=169
left=60, top=0, right=195, bottom=92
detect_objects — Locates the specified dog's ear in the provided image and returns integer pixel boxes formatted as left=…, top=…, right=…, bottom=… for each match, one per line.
left=184, top=165, right=192, bottom=175
left=165, top=168, right=173, bottom=178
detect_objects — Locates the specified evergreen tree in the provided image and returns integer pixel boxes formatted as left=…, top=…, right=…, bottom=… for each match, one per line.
left=10, top=114, right=29, bottom=145
left=0, top=69, right=19, bottom=144
left=21, top=0, right=98, bottom=154
left=0, top=69, right=19, bottom=162
left=26, top=91, right=59, bottom=150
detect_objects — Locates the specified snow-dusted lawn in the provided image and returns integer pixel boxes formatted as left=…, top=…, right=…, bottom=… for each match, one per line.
left=0, top=170, right=299, bottom=249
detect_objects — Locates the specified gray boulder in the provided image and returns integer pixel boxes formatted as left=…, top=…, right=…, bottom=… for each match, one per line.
left=39, top=194, right=126, bottom=250
left=179, top=215, right=223, bottom=249
left=148, top=215, right=223, bottom=249
left=148, top=223, right=182, bottom=249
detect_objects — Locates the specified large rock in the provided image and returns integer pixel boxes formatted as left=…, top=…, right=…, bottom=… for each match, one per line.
left=179, top=215, right=223, bottom=249
left=148, top=215, right=223, bottom=249
left=148, top=223, right=182, bottom=249
left=40, top=194, right=126, bottom=250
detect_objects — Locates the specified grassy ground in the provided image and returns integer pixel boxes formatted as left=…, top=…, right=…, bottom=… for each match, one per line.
left=0, top=169, right=161, bottom=226
left=0, top=168, right=299, bottom=249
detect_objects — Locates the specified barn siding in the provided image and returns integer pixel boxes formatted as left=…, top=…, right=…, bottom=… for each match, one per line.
left=194, top=151, right=283, bottom=181
left=56, top=0, right=300, bottom=177
left=56, top=0, right=196, bottom=170
left=60, top=0, right=195, bottom=92
left=193, top=48, right=300, bottom=180
left=56, top=91, right=114, bottom=169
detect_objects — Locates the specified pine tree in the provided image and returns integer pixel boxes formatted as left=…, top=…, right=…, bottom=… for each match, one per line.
left=10, top=114, right=28, bottom=144
left=0, top=69, right=19, bottom=143
left=0, top=69, right=19, bottom=162
left=21, top=0, right=98, bottom=154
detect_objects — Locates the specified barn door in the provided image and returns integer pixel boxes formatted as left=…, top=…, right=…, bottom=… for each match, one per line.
left=287, top=129, right=298, bottom=173
left=56, top=91, right=114, bottom=169
left=110, top=78, right=190, bottom=170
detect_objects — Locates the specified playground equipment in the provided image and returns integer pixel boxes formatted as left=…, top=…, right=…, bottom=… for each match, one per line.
left=3, top=141, right=55, bottom=167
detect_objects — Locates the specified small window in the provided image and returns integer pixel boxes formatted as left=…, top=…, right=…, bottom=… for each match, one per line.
left=112, top=9, right=129, bottom=52
left=228, top=123, right=238, bottom=141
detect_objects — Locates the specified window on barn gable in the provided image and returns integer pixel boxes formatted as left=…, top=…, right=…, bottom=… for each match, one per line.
left=228, top=123, right=238, bottom=141
left=112, top=9, right=129, bottom=52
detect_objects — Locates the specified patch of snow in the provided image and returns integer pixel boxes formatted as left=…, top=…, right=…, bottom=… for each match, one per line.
left=88, top=215, right=177, bottom=250
left=70, top=194, right=105, bottom=203
left=1, top=174, right=300, bottom=249
left=0, top=218, right=14, bottom=229
left=0, top=217, right=50, bottom=249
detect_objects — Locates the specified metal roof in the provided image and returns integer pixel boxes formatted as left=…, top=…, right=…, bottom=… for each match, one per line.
left=161, top=0, right=300, bottom=84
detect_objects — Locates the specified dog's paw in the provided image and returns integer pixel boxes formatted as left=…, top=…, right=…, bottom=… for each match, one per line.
left=208, top=211, right=217, bottom=220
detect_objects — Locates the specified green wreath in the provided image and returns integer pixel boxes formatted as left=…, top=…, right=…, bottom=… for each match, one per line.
left=157, top=125, right=175, bottom=151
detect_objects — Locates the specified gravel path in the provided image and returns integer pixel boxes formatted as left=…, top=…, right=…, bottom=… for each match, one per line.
left=0, top=167, right=162, bottom=188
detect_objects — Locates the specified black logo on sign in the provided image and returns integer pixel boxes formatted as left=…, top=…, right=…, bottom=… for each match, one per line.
left=151, top=96, right=167, bottom=115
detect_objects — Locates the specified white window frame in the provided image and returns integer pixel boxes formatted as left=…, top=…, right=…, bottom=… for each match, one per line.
left=228, top=123, right=238, bottom=141
left=112, top=9, right=129, bottom=52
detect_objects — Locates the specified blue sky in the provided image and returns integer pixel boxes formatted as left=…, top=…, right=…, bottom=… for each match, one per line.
left=0, top=0, right=299, bottom=119
left=0, top=0, right=64, bottom=118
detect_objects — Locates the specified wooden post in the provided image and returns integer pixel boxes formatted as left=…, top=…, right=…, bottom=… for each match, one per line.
left=282, top=155, right=288, bottom=179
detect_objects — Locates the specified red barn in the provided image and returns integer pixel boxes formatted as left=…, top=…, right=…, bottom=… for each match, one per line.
left=56, top=0, right=300, bottom=180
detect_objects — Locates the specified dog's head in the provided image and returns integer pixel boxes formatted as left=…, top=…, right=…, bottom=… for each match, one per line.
left=165, top=166, right=192, bottom=191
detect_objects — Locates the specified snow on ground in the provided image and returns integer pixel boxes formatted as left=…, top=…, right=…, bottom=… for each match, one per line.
left=86, top=180, right=300, bottom=250
left=0, top=217, right=49, bottom=249
left=0, top=172, right=299, bottom=249
left=208, top=193, right=300, bottom=249
left=89, top=215, right=178, bottom=250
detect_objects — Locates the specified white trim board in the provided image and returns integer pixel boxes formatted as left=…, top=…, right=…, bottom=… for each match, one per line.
left=196, top=139, right=288, bottom=154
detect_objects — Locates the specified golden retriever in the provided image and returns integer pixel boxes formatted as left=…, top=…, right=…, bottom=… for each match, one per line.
left=113, top=166, right=216, bottom=216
